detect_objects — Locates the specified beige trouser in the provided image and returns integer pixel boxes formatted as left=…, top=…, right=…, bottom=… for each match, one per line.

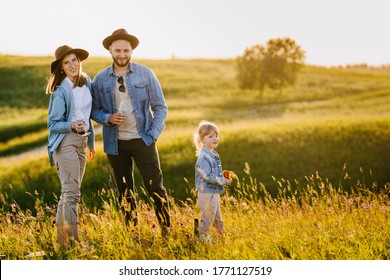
left=52, top=132, right=87, bottom=243
left=198, top=192, right=224, bottom=236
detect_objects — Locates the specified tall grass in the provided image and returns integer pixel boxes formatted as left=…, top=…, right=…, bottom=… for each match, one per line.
left=0, top=172, right=388, bottom=260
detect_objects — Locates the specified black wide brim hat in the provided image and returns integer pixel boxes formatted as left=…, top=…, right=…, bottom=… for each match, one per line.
left=102, top=28, right=139, bottom=50
left=50, top=45, right=89, bottom=73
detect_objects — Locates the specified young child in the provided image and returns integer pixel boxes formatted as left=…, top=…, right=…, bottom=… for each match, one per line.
left=193, top=120, right=233, bottom=241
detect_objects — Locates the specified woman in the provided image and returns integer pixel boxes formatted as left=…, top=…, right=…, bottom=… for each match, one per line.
left=46, top=45, right=95, bottom=246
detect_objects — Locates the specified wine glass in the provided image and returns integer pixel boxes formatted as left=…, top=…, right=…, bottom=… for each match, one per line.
left=118, top=101, right=126, bottom=115
left=76, top=109, right=91, bottom=137
left=116, top=101, right=127, bottom=126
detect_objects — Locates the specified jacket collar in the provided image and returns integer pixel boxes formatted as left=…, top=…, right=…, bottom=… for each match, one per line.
left=201, top=146, right=219, bottom=158
left=109, top=62, right=134, bottom=77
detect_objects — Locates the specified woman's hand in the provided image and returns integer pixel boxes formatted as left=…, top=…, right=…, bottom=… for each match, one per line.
left=86, top=147, right=95, bottom=161
left=72, top=120, right=86, bottom=133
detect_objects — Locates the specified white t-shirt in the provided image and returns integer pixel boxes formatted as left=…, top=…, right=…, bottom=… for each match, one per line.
left=114, top=75, right=140, bottom=140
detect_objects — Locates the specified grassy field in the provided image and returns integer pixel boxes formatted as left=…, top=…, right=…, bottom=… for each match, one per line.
left=1, top=175, right=389, bottom=260
left=0, top=55, right=389, bottom=259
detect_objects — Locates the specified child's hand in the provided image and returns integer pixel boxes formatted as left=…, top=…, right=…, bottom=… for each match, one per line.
left=222, top=170, right=236, bottom=186
left=225, top=178, right=233, bottom=185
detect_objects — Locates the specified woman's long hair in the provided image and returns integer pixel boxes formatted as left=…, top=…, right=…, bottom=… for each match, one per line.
left=193, top=120, right=219, bottom=156
left=45, top=54, right=87, bottom=94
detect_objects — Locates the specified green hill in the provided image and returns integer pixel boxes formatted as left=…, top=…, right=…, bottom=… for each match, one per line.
left=0, top=56, right=389, bottom=210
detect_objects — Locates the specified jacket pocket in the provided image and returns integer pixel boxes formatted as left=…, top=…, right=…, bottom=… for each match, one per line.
left=134, top=81, right=148, bottom=101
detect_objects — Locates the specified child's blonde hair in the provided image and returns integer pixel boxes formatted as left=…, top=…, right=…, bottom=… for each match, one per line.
left=193, top=120, right=219, bottom=156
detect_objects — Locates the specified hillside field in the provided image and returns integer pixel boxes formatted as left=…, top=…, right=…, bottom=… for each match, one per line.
left=0, top=56, right=389, bottom=260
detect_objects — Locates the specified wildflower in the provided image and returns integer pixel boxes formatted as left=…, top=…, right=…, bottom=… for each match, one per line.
left=37, top=211, right=43, bottom=219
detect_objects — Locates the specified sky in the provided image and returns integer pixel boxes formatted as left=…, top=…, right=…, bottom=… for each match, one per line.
left=1, top=0, right=389, bottom=67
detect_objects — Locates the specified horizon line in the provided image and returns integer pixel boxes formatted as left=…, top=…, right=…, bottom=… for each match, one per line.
left=0, top=53, right=389, bottom=68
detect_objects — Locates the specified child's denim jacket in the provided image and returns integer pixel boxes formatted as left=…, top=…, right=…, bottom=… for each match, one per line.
left=195, top=147, right=227, bottom=193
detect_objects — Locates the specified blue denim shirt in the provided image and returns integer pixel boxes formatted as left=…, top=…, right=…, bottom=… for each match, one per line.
left=91, top=62, right=167, bottom=155
left=47, top=76, right=95, bottom=166
left=195, top=147, right=227, bottom=193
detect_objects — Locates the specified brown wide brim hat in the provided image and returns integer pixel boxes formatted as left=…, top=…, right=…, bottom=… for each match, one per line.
left=50, top=45, right=89, bottom=73
left=102, top=28, right=139, bottom=50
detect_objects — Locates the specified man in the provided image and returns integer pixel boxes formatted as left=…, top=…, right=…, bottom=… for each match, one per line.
left=91, top=28, right=170, bottom=237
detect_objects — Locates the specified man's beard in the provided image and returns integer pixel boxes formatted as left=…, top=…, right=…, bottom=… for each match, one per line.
left=113, top=57, right=130, bottom=68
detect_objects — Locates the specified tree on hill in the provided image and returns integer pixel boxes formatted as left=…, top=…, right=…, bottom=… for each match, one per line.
left=237, top=38, right=305, bottom=95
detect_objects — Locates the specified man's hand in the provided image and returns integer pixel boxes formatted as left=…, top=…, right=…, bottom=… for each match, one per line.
left=109, top=113, right=126, bottom=125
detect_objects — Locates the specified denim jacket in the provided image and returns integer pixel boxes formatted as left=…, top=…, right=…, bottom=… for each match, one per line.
left=195, top=147, right=227, bottom=193
left=47, top=76, right=95, bottom=166
left=91, top=62, right=167, bottom=155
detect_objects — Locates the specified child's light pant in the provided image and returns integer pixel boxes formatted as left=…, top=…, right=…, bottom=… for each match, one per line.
left=198, top=192, right=224, bottom=236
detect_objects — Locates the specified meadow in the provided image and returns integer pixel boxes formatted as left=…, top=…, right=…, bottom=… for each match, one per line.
left=0, top=55, right=389, bottom=259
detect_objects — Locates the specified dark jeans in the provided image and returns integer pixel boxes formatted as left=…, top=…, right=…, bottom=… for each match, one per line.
left=107, top=139, right=170, bottom=227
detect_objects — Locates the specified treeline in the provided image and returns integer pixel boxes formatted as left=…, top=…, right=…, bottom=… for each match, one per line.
left=338, top=63, right=390, bottom=72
